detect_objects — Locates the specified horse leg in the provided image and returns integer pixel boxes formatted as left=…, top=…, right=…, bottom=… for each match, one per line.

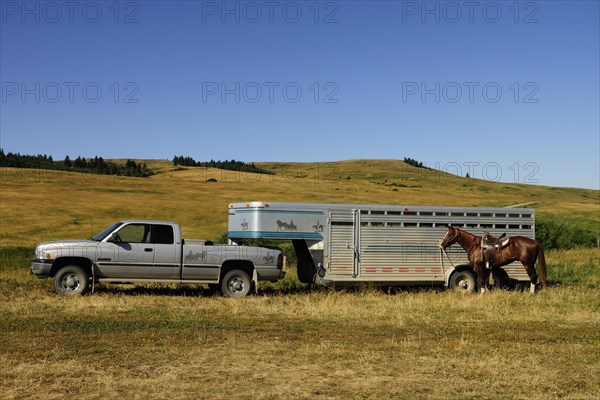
left=522, top=263, right=538, bottom=294
left=475, top=264, right=487, bottom=294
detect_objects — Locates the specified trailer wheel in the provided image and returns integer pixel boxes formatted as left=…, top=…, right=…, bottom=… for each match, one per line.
left=53, top=265, right=90, bottom=295
left=221, top=269, right=252, bottom=297
left=449, top=270, right=476, bottom=293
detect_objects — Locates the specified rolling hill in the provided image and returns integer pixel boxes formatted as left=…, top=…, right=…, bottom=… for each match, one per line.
left=0, top=159, right=598, bottom=247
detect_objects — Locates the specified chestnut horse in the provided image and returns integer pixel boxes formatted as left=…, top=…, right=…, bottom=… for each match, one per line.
left=439, top=226, right=546, bottom=293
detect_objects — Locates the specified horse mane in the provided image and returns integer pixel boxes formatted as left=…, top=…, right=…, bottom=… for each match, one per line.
left=454, top=227, right=480, bottom=248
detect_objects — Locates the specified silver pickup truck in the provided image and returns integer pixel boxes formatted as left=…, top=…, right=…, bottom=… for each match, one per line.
left=31, top=220, right=284, bottom=296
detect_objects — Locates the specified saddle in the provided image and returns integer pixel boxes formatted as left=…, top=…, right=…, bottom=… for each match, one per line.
left=481, top=232, right=510, bottom=268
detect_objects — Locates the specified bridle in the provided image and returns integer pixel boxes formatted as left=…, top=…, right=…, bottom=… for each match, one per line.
left=439, top=227, right=460, bottom=248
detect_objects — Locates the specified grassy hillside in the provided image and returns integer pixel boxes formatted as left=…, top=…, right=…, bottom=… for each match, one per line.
left=0, top=159, right=598, bottom=246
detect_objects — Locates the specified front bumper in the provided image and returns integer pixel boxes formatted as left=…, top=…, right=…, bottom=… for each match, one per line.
left=30, top=258, right=53, bottom=279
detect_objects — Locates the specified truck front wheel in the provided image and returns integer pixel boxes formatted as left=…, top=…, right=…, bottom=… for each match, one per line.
left=53, top=265, right=90, bottom=295
left=221, top=269, right=251, bottom=297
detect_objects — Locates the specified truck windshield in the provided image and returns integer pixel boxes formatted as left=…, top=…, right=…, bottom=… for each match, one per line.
left=91, top=222, right=123, bottom=241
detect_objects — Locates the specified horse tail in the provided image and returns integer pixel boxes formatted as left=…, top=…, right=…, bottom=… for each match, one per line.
left=537, top=244, right=547, bottom=286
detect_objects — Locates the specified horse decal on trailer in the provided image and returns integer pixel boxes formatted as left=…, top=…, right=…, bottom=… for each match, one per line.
left=276, top=220, right=297, bottom=232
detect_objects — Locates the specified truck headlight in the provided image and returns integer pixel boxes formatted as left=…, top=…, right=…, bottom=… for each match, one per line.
left=36, top=248, right=52, bottom=260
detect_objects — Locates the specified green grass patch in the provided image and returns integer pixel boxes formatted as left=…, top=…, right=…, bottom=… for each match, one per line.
left=0, top=246, right=32, bottom=271
left=546, top=249, right=600, bottom=289
left=537, top=217, right=599, bottom=249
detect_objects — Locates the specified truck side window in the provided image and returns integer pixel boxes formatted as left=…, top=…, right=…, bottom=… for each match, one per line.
left=151, top=225, right=174, bottom=244
left=117, top=224, right=149, bottom=243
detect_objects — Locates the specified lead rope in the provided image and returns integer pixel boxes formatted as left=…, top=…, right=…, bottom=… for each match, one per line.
left=441, top=247, right=455, bottom=268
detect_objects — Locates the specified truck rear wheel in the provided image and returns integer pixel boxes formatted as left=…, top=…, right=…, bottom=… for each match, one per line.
left=221, top=269, right=251, bottom=297
left=53, top=265, right=90, bottom=295
left=449, top=270, right=476, bottom=293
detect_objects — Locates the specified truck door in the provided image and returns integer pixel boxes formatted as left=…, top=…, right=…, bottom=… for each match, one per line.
left=96, top=223, right=154, bottom=278
left=149, top=224, right=180, bottom=279
left=181, top=243, right=220, bottom=282
left=327, top=210, right=360, bottom=279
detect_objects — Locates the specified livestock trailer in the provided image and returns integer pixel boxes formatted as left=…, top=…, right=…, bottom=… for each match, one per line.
left=228, top=202, right=535, bottom=291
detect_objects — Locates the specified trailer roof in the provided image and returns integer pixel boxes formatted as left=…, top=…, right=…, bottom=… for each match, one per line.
left=229, top=201, right=534, bottom=214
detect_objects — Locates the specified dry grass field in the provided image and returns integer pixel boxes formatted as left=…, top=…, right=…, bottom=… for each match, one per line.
left=1, top=160, right=599, bottom=399
left=1, top=251, right=598, bottom=400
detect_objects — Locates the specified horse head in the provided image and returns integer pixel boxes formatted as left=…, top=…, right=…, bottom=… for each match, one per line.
left=439, top=225, right=460, bottom=249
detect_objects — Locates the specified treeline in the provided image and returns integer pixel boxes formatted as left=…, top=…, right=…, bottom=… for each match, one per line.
left=173, top=156, right=273, bottom=175
left=0, top=149, right=154, bottom=177
left=403, top=157, right=429, bottom=169
left=536, top=218, right=598, bottom=250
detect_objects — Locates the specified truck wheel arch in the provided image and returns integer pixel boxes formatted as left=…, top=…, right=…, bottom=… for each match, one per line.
left=50, top=257, right=93, bottom=278
left=220, top=260, right=254, bottom=279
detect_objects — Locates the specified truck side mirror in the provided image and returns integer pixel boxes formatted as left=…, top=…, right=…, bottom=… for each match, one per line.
left=107, top=233, right=119, bottom=243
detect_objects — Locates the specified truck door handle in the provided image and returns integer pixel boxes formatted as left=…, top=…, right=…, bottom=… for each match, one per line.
left=144, top=248, right=153, bottom=252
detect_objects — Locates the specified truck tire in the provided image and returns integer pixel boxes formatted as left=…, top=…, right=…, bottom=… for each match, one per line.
left=221, top=269, right=251, bottom=297
left=53, top=265, right=90, bottom=295
left=449, top=270, right=476, bottom=293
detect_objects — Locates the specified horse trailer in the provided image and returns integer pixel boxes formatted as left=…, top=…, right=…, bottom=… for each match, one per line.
left=228, top=202, right=536, bottom=291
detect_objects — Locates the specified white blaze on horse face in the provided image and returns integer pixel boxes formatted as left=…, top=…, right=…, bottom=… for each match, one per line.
left=530, top=283, right=536, bottom=294
left=440, top=230, right=449, bottom=247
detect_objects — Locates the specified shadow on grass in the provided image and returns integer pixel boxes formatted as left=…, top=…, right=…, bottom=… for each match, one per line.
left=89, top=282, right=452, bottom=297
left=90, top=284, right=217, bottom=297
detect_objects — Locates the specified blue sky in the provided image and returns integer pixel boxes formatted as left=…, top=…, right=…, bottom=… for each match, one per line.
left=1, top=0, right=599, bottom=189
